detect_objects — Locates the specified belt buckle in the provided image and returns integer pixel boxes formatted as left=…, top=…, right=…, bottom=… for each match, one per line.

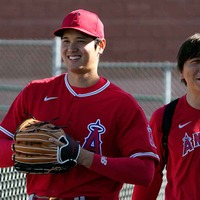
left=74, top=197, right=86, bottom=200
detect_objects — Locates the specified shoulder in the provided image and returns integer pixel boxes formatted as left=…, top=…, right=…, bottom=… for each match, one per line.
left=108, top=81, right=138, bottom=102
left=30, top=73, right=65, bottom=84
left=26, top=74, right=65, bottom=89
left=151, top=97, right=182, bottom=123
left=150, top=97, right=183, bottom=130
left=150, top=105, right=166, bottom=127
left=109, top=82, right=144, bottom=114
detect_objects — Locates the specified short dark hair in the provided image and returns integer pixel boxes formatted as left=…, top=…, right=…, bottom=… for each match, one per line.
left=177, top=33, right=200, bottom=73
left=177, top=33, right=200, bottom=85
left=94, top=38, right=101, bottom=49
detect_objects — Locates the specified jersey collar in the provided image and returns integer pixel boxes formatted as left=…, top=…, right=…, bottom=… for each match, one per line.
left=64, top=73, right=110, bottom=97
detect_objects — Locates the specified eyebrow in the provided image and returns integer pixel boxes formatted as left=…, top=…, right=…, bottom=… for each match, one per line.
left=61, top=35, right=89, bottom=40
left=190, top=57, right=200, bottom=60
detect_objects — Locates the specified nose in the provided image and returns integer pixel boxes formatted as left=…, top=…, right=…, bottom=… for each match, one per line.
left=67, top=42, right=78, bottom=52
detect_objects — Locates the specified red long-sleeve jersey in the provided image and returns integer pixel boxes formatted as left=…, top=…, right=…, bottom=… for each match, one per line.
left=133, top=95, right=200, bottom=200
left=0, top=73, right=159, bottom=199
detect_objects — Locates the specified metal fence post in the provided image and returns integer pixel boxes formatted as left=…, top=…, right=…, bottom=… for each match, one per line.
left=52, top=37, right=62, bottom=76
left=163, top=62, right=172, bottom=104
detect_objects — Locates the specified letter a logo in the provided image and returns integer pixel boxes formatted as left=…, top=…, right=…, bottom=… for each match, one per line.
left=71, top=11, right=80, bottom=26
left=82, top=119, right=105, bottom=154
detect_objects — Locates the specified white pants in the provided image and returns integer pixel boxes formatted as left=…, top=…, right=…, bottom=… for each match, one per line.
left=29, top=194, right=86, bottom=200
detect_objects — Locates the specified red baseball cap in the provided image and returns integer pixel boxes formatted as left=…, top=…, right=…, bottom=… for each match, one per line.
left=54, top=9, right=104, bottom=39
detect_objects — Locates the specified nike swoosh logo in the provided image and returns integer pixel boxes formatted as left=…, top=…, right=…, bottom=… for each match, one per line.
left=178, top=121, right=192, bottom=129
left=44, top=96, right=58, bottom=101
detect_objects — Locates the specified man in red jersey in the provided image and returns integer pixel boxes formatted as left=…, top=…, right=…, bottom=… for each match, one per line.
left=0, top=9, right=159, bottom=200
left=132, top=33, right=200, bottom=200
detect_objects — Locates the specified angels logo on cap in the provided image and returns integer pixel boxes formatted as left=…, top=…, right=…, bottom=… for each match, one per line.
left=54, top=9, right=104, bottom=39
left=70, top=12, right=80, bottom=27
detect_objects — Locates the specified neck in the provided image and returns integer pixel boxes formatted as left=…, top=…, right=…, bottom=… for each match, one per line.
left=67, top=73, right=100, bottom=88
left=186, top=91, right=200, bottom=109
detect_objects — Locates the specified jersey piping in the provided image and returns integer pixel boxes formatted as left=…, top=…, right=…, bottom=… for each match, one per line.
left=130, top=152, right=159, bottom=160
left=0, top=126, right=14, bottom=139
left=64, top=73, right=110, bottom=97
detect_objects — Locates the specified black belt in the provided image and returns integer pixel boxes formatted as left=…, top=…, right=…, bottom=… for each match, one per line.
left=29, top=194, right=86, bottom=200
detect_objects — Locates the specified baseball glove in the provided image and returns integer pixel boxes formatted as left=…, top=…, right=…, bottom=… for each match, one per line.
left=12, top=118, right=80, bottom=174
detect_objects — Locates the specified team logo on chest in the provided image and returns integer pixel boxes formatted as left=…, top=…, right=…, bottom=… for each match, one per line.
left=182, top=132, right=200, bottom=156
left=82, top=119, right=105, bottom=154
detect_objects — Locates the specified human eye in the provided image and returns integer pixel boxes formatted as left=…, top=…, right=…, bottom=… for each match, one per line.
left=62, top=38, right=70, bottom=44
left=191, top=58, right=200, bottom=64
left=77, top=38, right=87, bottom=44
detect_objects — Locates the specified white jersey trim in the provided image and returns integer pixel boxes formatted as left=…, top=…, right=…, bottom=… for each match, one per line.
left=0, top=126, right=14, bottom=139
left=64, top=73, right=110, bottom=97
left=130, top=152, right=160, bottom=161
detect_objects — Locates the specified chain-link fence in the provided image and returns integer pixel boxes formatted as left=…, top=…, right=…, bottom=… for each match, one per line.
left=0, top=39, right=186, bottom=199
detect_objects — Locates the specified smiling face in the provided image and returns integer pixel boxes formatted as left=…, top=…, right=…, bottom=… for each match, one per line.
left=181, top=57, right=200, bottom=92
left=61, top=29, right=105, bottom=75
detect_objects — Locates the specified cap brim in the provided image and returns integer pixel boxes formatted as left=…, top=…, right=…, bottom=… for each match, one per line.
left=54, top=28, right=65, bottom=37
left=54, top=27, right=99, bottom=38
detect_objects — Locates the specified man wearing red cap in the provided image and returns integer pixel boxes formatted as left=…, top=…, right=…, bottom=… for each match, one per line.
left=0, top=9, right=159, bottom=199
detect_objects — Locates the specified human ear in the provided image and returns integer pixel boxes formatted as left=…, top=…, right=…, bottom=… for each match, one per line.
left=180, top=72, right=184, bottom=80
left=98, top=39, right=106, bottom=54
